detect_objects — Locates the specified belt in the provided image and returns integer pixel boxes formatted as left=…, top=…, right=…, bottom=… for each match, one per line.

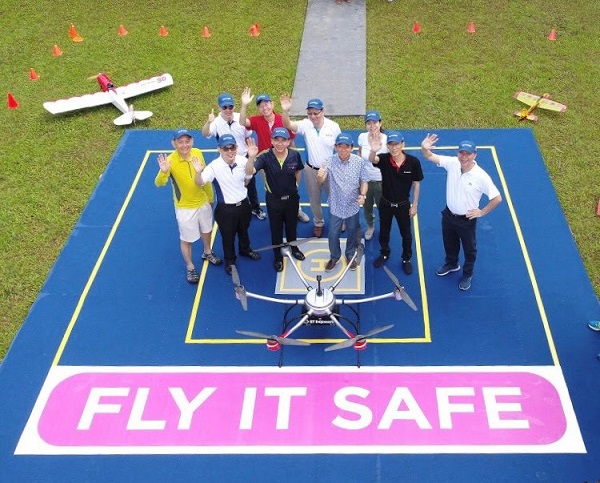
left=267, top=192, right=293, bottom=201
left=222, top=199, right=248, bottom=207
left=445, top=206, right=467, bottom=218
left=381, top=197, right=409, bottom=208
left=306, top=162, right=320, bottom=170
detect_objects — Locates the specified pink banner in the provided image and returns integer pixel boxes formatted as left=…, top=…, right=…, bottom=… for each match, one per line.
left=36, top=369, right=567, bottom=448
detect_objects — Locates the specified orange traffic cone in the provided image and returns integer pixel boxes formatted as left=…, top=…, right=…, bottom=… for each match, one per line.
left=52, top=44, right=63, bottom=56
left=118, top=24, right=128, bottom=36
left=597, top=198, right=600, bottom=217
left=467, top=21, right=476, bottom=33
left=159, top=25, right=168, bottom=37
left=547, top=29, right=557, bottom=41
left=249, top=24, right=259, bottom=37
left=202, top=25, right=212, bottom=38
left=29, top=68, right=39, bottom=80
left=412, top=21, right=422, bottom=34
left=250, top=22, right=261, bottom=34
left=7, top=92, right=19, bottom=109
left=69, top=23, right=84, bottom=42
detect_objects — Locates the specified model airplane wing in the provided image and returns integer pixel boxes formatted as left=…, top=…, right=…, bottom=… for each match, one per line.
left=514, top=91, right=541, bottom=107
left=43, top=73, right=174, bottom=115
left=114, top=73, right=174, bottom=100
left=43, top=91, right=113, bottom=114
left=537, top=97, right=567, bottom=112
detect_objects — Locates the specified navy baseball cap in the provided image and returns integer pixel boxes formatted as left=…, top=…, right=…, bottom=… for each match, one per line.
left=271, top=127, right=290, bottom=139
left=386, top=131, right=405, bottom=144
left=217, top=134, right=237, bottom=147
left=306, top=98, right=324, bottom=110
left=173, top=129, right=192, bottom=140
left=217, top=92, right=235, bottom=107
left=458, top=140, right=477, bottom=153
left=335, top=132, right=354, bottom=146
left=256, top=94, right=272, bottom=105
left=364, top=110, right=381, bottom=122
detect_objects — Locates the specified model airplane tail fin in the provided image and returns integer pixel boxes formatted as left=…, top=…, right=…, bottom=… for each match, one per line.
left=113, top=106, right=153, bottom=126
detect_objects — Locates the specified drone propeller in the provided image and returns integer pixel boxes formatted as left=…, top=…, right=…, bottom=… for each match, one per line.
left=382, top=266, right=418, bottom=311
left=236, top=330, right=310, bottom=346
left=324, top=324, right=395, bottom=352
left=230, top=265, right=248, bottom=311
left=253, top=237, right=318, bottom=252
left=355, top=242, right=365, bottom=265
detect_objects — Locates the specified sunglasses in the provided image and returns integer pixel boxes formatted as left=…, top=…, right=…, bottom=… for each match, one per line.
left=221, top=105, right=234, bottom=110
left=221, top=145, right=237, bottom=152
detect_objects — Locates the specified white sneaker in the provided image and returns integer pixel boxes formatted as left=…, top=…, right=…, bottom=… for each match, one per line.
left=298, top=209, right=309, bottom=223
left=365, top=226, right=374, bottom=240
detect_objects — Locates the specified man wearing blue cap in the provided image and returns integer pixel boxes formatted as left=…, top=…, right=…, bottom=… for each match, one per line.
left=368, top=131, right=423, bottom=275
left=421, top=133, right=502, bottom=291
left=248, top=127, right=306, bottom=271
left=194, top=134, right=261, bottom=275
left=239, top=87, right=309, bottom=224
left=155, top=129, right=222, bottom=284
left=317, top=132, right=368, bottom=272
left=281, top=94, right=341, bottom=238
left=202, top=92, right=267, bottom=221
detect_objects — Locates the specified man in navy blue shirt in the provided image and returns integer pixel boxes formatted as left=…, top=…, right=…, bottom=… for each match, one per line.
left=248, top=128, right=306, bottom=271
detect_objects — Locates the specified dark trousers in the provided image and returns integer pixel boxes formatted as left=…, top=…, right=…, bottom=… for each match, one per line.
left=214, top=199, right=252, bottom=265
left=378, top=199, right=413, bottom=261
left=266, top=192, right=300, bottom=261
left=441, top=207, right=477, bottom=276
left=246, top=175, right=260, bottom=212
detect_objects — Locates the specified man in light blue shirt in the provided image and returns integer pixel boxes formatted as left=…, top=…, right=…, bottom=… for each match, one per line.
left=317, top=132, right=368, bottom=271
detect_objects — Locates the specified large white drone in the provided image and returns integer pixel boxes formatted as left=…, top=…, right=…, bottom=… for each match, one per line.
left=233, top=238, right=417, bottom=363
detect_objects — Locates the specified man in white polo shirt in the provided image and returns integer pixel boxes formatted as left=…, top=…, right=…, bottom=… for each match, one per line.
left=201, top=92, right=266, bottom=221
left=280, top=95, right=341, bottom=238
left=194, top=134, right=261, bottom=276
left=421, top=133, right=502, bottom=291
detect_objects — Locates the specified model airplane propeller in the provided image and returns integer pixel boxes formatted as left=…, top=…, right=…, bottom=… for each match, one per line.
left=230, top=265, right=248, bottom=311
left=383, top=265, right=417, bottom=311
left=513, top=91, right=566, bottom=122
left=324, top=324, right=395, bottom=352
left=43, top=73, right=174, bottom=125
left=236, top=330, right=310, bottom=347
left=233, top=240, right=417, bottom=358
left=253, top=237, right=318, bottom=252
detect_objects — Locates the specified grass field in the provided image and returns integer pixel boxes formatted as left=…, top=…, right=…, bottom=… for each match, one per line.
left=0, top=0, right=598, bottom=359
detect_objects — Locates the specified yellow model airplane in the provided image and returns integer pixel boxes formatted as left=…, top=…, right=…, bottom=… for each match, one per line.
left=513, top=91, right=567, bottom=121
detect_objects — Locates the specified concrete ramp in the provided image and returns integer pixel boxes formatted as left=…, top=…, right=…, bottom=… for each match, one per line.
left=289, top=0, right=366, bottom=116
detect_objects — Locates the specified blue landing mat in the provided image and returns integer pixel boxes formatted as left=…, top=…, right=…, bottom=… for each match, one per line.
left=0, top=128, right=598, bottom=482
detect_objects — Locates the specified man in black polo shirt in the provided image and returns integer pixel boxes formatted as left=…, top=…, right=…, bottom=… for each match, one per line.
left=248, top=127, right=306, bottom=271
left=368, top=131, right=423, bottom=275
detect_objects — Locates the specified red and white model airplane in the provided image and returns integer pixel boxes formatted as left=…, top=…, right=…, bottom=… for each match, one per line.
left=43, top=73, right=174, bottom=125
left=513, top=91, right=567, bottom=122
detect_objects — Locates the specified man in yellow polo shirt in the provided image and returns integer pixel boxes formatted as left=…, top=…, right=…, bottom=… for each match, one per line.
left=155, top=129, right=222, bottom=284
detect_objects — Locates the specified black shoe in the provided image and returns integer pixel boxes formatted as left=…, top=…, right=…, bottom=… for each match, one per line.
left=436, top=263, right=460, bottom=276
left=374, top=255, right=388, bottom=268
left=459, top=275, right=472, bottom=291
left=225, top=264, right=234, bottom=276
left=402, top=260, right=413, bottom=275
left=292, top=249, right=305, bottom=261
left=240, top=250, right=261, bottom=260
left=325, top=259, right=338, bottom=271
left=274, top=260, right=284, bottom=272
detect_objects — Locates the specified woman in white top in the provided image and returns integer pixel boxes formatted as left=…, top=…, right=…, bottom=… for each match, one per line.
left=357, top=110, right=388, bottom=240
